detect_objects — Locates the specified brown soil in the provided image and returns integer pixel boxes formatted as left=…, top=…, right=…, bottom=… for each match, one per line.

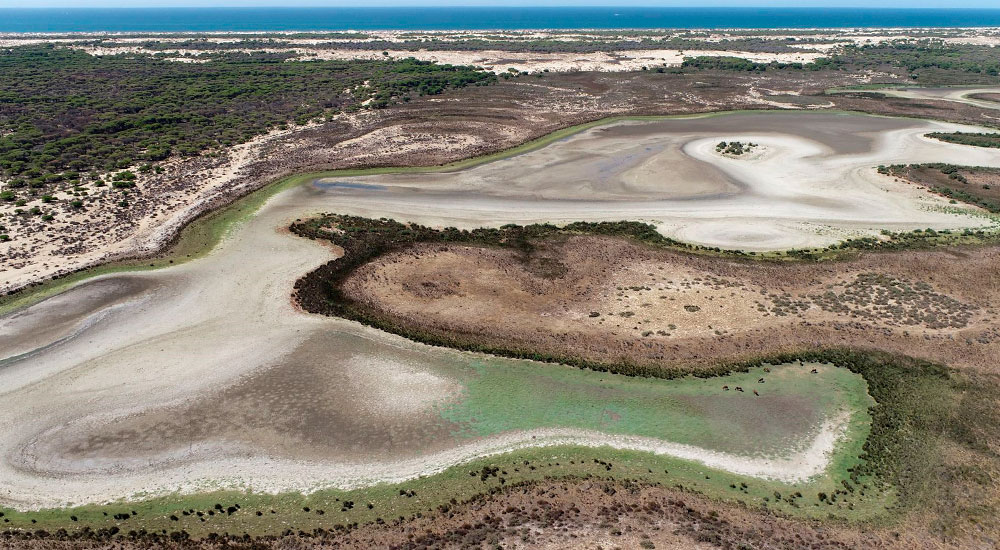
left=969, top=92, right=1000, bottom=104
left=342, top=235, right=1000, bottom=374
left=889, top=164, right=1000, bottom=207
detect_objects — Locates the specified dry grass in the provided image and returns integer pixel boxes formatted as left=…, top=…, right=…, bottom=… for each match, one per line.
left=343, top=234, right=1000, bottom=375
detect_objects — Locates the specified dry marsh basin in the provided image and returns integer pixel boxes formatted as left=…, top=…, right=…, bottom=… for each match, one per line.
left=311, top=111, right=1000, bottom=250
left=1, top=111, right=999, bottom=535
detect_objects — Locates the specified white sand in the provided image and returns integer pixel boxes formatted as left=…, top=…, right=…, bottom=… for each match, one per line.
left=68, top=44, right=824, bottom=73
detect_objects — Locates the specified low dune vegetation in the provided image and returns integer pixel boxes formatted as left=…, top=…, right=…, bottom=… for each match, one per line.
left=880, top=163, right=1000, bottom=213
left=926, top=132, right=1000, bottom=149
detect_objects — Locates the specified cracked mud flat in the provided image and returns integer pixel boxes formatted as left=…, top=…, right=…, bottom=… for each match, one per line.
left=0, top=111, right=996, bottom=510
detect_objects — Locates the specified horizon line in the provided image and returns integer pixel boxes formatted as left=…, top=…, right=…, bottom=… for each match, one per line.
left=3, top=4, right=1000, bottom=8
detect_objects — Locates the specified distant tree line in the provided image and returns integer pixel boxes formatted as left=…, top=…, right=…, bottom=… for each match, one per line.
left=681, top=41, right=1000, bottom=85
left=681, top=56, right=807, bottom=72
left=102, top=36, right=811, bottom=55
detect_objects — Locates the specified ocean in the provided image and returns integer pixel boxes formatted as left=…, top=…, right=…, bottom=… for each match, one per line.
left=1, top=7, right=1000, bottom=33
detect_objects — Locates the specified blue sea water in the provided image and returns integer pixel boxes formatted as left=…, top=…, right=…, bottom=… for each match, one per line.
left=1, top=7, right=1000, bottom=33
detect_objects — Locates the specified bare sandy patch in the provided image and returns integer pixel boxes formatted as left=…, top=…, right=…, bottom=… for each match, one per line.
left=345, top=354, right=463, bottom=419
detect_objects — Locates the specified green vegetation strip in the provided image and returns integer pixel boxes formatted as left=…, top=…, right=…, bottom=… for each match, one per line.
left=927, top=131, right=1000, bottom=149
left=441, top=360, right=866, bottom=457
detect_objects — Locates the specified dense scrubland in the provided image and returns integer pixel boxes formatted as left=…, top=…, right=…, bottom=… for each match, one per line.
left=819, top=42, right=1000, bottom=82
left=685, top=41, right=1000, bottom=85
left=103, top=35, right=818, bottom=54
left=927, top=132, right=1000, bottom=149
left=0, top=46, right=494, bottom=197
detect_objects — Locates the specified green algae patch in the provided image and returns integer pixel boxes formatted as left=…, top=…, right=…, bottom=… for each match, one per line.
left=440, top=361, right=870, bottom=460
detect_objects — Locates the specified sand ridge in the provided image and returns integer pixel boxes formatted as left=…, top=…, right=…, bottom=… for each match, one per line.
left=872, top=86, right=1000, bottom=110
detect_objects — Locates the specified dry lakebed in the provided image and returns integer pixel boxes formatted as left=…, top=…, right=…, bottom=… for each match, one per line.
left=2, top=111, right=999, bottom=517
